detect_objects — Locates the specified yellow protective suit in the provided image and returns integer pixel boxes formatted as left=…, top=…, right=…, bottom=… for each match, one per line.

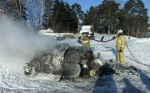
left=81, top=36, right=90, bottom=48
left=116, top=35, right=126, bottom=64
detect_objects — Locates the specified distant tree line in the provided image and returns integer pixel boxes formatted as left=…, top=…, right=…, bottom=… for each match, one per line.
left=0, top=0, right=149, bottom=37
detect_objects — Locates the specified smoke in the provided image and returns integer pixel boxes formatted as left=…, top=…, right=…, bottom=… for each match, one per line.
left=0, top=15, right=59, bottom=66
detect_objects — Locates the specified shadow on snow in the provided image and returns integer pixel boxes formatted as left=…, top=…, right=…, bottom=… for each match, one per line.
left=135, top=68, right=150, bottom=92
left=122, top=78, right=142, bottom=93
left=92, top=63, right=118, bottom=93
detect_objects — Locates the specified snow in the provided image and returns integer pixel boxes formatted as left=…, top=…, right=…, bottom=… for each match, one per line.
left=1, top=16, right=150, bottom=93
left=38, top=28, right=74, bottom=39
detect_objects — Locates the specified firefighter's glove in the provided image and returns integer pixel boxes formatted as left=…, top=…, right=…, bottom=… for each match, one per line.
left=112, top=36, right=116, bottom=40
left=119, top=47, right=123, bottom=52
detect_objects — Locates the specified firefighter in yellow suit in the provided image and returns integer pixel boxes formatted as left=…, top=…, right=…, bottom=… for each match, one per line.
left=115, top=29, right=126, bottom=65
left=78, top=34, right=90, bottom=48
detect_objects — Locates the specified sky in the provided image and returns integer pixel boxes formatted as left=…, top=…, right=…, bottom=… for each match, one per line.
left=63, top=0, right=150, bottom=18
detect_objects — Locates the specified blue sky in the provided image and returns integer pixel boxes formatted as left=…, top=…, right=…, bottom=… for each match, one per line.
left=63, top=0, right=150, bottom=18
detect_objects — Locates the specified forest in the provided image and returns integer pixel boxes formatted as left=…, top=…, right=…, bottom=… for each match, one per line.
left=0, top=0, right=149, bottom=37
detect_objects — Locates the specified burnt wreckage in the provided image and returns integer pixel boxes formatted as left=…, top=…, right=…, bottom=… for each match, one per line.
left=23, top=43, right=103, bottom=81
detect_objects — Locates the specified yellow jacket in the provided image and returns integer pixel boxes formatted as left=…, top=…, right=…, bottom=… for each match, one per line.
left=81, top=36, right=90, bottom=48
left=116, top=35, right=126, bottom=50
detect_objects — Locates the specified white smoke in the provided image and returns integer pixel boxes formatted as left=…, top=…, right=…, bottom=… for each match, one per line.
left=0, top=15, right=59, bottom=66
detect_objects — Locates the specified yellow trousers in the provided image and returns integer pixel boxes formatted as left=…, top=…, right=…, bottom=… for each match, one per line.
left=117, top=50, right=124, bottom=64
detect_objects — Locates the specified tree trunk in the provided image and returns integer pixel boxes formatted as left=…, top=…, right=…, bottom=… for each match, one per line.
left=128, top=26, right=129, bottom=36
left=108, top=26, right=110, bottom=36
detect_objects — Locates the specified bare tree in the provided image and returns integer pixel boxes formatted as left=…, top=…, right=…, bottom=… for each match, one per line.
left=26, top=0, right=43, bottom=29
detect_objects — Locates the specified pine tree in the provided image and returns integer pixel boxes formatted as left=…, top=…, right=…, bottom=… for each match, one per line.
left=124, top=0, right=149, bottom=37
left=42, top=0, right=53, bottom=29
left=0, top=0, right=27, bottom=22
left=71, top=3, right=84, bottom=33
left=97, top=0, right=120, bottom=35
left=83, top=6, right=99, bottom=33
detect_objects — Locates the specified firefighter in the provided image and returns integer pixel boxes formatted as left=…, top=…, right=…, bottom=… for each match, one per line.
left=115, top=29, right=126, bottom=65
left=78, top=34, right=90, bottom=48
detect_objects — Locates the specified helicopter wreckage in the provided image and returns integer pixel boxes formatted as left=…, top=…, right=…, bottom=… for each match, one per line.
left=23, top=43, right=103, bottom=81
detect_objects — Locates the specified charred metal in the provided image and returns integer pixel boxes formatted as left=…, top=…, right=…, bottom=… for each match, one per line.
left=23, top=43, right=103, bottom=81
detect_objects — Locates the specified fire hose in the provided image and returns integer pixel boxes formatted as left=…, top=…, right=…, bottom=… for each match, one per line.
left=94, top=36, right=150, bottom=68
left=126, top=43, right=150, bottom=68
left=93, top=36, right=114, bottom=42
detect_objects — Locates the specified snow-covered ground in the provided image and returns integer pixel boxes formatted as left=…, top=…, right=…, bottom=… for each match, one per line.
left=1, top=33, right=150, bottom=93
left=1, top=17, right=150, bottom=93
